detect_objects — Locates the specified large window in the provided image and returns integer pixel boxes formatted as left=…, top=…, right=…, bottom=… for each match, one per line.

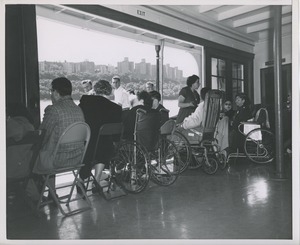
left=36, top=15, right=201, bottom=119
left=206, top=47, right=253, bottom=107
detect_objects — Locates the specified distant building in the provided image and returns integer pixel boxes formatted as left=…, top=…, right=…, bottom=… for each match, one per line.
left=117, top=57, right=134, bottom=75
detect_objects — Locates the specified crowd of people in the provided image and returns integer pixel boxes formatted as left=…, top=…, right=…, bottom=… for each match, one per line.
left=6, top=74, right=274, bottom=203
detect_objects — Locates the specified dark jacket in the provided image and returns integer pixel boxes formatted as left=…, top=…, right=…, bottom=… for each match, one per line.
left=232, top=106, right=252, bottom=131
left=79, top=95, right=122, bottom=179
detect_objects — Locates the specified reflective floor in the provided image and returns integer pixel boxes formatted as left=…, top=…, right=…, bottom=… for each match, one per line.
left=6, top=155, right=294, bottom=242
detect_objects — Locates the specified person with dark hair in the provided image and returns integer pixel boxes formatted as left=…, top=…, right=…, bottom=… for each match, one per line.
left=149, top=90, right=165, bottom=111
left=228, top=92, right=253, bottom=152
left=149, top=90, right=169, bottom=125
left=180, top=87, right=210, bottom=129
left=78, top=80, right=122, bottom=188
left=176, top=74, right=200, bottom=124
left=219, top=99, right=235, bottom=123
left=34, top=77, right=85, bottom=198
left=123, top=90, right=159, bottom=140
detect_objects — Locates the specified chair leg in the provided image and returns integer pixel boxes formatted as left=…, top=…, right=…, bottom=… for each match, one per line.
left=37, top=172, right=92, bottom=216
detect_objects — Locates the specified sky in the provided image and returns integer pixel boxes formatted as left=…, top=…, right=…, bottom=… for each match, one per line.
left=36, top=17, right=199, bottom=77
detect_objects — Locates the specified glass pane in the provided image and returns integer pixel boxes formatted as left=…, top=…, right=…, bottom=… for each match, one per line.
left=211, top=58, right=218, bottom=76
left=218, top=77, right=226, bottom=91
left=211, top=76, right=218, bottom=89
left=232, top=62, right=244, bottom=79
left=218, top=59, right=226, bottom=77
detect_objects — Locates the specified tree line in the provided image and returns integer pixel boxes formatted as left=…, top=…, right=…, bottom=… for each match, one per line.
left=39, top=71, right=185, bottom=100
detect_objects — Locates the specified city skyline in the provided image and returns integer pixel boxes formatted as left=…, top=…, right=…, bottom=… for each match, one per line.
left=39, top=56, right=184, bottom=81
left=36, top=17, right=199, bottom=77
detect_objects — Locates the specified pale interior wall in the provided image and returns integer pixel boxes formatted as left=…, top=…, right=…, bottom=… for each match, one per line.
left=253, top=34, right=292, bottom=105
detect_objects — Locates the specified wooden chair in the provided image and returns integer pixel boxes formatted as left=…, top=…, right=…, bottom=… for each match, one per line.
left=179, top=90, right=223, bottom=173
left=33, top=122, right=91, bottom=216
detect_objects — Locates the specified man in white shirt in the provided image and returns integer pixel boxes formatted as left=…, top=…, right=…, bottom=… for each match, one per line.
left=181, top=87, right=210, bottom=129
left=111, top=75, right=130, bottom=110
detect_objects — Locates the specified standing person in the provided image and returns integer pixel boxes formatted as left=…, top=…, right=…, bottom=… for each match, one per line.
left=145, top=81, right=155, bottom=92
left=34, top=77, right=85, bottom=198
left=78, top=80, right=122, bottom=189
left=228, top=93, right=252, bottom=153
left=180, top=87, right=210, bottom=130
left=111, top=75, right=131, bottom=110
left=176, top=74, right=200, bottom=124
left=81, top=80, right=95, bottom=95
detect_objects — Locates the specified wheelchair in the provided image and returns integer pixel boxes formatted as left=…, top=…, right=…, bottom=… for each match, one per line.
left=226, top=108, right=275, bottom=164
left=116, top=108, right=181, bottom=193
left=176, top=90, right=224, bottom=174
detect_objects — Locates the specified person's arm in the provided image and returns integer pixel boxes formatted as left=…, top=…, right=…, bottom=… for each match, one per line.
left=178, top=95, right=194, bottom=108
left=182, top=102, right=204, bottom=129
left=39, top=105, right=58, bottom=142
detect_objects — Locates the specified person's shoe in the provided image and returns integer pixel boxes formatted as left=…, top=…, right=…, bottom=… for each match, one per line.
left=47, top=193, right=59, bottom=207
left=76, top=184, right=86, bottom=195
left=92, top=181, right=104, bottom=196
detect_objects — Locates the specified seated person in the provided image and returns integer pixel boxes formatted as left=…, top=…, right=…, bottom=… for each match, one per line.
left=34, top=77, right=85, bottom=199
left=178, top=87, right=210, bottom=130
left=228, top=93, right=253, bottom=153
left=128, top=88, right=139, bottom=108
left=220, top=99, right=235, bottom=124
left=6, top=102, right=35, bottom=141
left=145, top=81, right=155, bottom=92
left=79, top=80, right=122, bottom=187
left=6, top=103, right=39, bottom=201
left=81, top=80, right=95, bottom=95
left=214, top=99, right=235, bottom=151
left=123, top=90, right=158, bottom=140
left=149, top=90, right=169, bottom=125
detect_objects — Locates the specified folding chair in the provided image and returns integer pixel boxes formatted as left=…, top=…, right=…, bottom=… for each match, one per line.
left=6, top=129, right=45, bottom=212
left=34, top=122, right=91, bottom=216
left=83, top=122, right=128, bottom=200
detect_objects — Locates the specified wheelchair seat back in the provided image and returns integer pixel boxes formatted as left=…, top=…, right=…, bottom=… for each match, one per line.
left=135, top=108, right=161, bottom=152
left=182, top=90, right=222, bottom=145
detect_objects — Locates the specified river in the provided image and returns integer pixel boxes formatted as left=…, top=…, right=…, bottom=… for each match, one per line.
left=40, top=99, right=179, bottom=120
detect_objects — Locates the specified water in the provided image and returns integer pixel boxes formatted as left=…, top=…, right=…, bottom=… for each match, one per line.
left=40, top=99, right=179, bottom=121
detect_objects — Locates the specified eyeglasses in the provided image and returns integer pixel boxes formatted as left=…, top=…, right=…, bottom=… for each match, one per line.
left=224, top=103, right=231, bottom=106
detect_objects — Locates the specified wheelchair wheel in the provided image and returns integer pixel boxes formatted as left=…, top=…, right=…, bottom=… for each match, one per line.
left=202, top=157, right=218, bottom=175
left=216, top=152, right=227, bottom=170
left=150, top=138, right=179, bottom=186
left=244, top=128, right=275, bottom=164
left=115, top=140, right=150, bottom=193
left=168, top=130, right=191, bottom=173
left=189, top=147, right=203, bottom=169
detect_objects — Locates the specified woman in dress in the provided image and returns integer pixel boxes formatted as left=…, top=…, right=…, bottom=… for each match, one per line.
left=176, top=74, right=200, bottom=124
left=78, top=80, right=122, bottom=187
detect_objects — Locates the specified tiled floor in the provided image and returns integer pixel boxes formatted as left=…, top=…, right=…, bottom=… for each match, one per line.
left=6, top=155, right=295, bottom=242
